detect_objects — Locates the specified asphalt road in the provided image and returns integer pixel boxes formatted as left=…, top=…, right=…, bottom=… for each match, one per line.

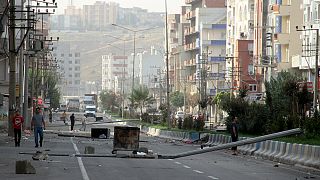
left=0, top=112, right=319, bottom=180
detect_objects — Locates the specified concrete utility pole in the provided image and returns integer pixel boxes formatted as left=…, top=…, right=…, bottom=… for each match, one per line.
left=8, top=0, right=16, bottom=136
left=296, top=26, right=319, bottom=112
left=165, top=0, right=171, bottom=129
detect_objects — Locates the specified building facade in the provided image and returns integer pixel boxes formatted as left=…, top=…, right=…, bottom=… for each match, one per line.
left=53, top=42, right=82, bottom=97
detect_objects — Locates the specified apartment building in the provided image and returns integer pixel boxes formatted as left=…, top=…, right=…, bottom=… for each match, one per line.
left=53, top=43, right=82, bottom=96
left=226, top=0, right=262, bottom=99
left=292, top=0, right=320, bottom=84
left=83, top=1, right=119, bottom=31
left=183, top=0, right=226, bottom=116
left=101, top=54, right=128, bottom=94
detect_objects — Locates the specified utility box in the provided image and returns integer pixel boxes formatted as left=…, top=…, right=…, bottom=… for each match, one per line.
left=91, top=128, right=110, bottom=139
left=112, top=126, right=140, bottom=154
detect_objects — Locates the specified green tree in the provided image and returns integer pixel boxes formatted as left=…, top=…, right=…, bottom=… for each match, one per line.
left=129, top=86, right=154, bottom=118
left=170, top=91, right=184, bottom=109
left=99, top=90, right=120, bottom=112
left=45, top=72, right=61, bottom=108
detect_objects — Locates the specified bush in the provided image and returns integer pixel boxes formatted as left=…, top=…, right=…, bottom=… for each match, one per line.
left=182, top=115, right=193, bottom=130
left=304, top=111, right=320, bottom=138
left=141, top=113, right=151, bottom=123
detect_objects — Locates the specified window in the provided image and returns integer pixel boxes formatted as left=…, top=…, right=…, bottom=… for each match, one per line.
left=248, top=64, right=254, bottom=75
left=75, top=52, right=80, bottom=57
left=75, top=60, right=80, bottom=64
left=69, top=74, right=72, bottom=78
left=75, top=66, right=80, bottom=71
left=69, top=81, right=72, bottom=85
left=69, top=54, right=72, bottom=57
left=69, top=61, right=72, bottom=64
left=53, top=53, right=57, bottom=57
left=249, top=84, right=257, bottom=92
left=75, top=73, right=80, bottom=78
left=75, top=80, right=80, bottom=85
left=61, top=53, right=64, bottom=57
left=69, top=67, right=72, bottom=71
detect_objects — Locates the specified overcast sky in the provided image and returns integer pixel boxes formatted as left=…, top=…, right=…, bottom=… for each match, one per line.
left=55, top=0, right=185, bottom=14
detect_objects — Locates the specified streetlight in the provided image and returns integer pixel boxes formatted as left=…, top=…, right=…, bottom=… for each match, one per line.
left=111, top=24, right=159, bottom=116
left=105, top=37, right=126, bottom=120
left=296, top=25, right=319, bottom=112
left=111, top=24, right=158, bottom=88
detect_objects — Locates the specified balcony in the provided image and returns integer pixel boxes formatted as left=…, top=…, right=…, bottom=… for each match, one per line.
left=186, top=10, right=195, bottom=20
left=270, top=4, right=290, bottom=16
left=184, top=26, right=196, bottom=36
left=185, top=0, right=199, bottom=4
left=184, top=42, right=198, bottom=51
left=274, top=33, right=289, bottom=44
left=184, top=58, right=196, bottom=66
left=203, top=40, right=226, bottom=46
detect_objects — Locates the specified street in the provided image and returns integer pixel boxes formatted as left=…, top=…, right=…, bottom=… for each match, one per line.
left=0, top=113, right=319, bottom=180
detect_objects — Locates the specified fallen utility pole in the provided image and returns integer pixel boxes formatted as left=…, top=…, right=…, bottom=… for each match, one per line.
left=20, top=128, right=302, bottom=159
left=158, top=128, right=302, bottom=159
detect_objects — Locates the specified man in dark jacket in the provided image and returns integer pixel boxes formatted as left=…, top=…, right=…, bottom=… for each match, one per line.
left=70, top=113, right=75, bottom=131
left=231, top=116, right=239, bottom=155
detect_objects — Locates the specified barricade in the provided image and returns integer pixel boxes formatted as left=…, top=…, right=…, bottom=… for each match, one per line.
left=270, top=142, right=287, bottom=161
left=296, top=145, right=312, bottom=165
left=279, top=143, right=298, bottom=164
left=262, top=141, right=277, bottom=159
left=254, top=140, right=270, bottom=157
left=303, top=146, right=320, bottom=169
left=287, top=144, right=304, bottom=165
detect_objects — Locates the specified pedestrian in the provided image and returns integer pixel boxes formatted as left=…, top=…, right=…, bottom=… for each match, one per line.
left=31, top=108, right=46, bottom=148
left=79, top=116, right=86, bottom=131
left=49, top=109, right=53, bottom=123
left=12, top=110, right=24, bottom=147
left=61, top=110, right=67, bottom=124
left=231, top=116, right=239, bottom=155
left=70, top=113, right=75, bottom=131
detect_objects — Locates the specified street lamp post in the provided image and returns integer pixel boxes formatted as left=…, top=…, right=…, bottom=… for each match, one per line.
left=296, top=26, right=319, bottom=112
left=111, top=24, right=158, bottom=116
left=105, top=36, right=127, bottom=120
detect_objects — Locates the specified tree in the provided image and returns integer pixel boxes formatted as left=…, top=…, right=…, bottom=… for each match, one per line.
left=170, top=91, right=184, bottom=109
left=99, top=90, right=120, bottom=112
left=129, top=86, right=154, bottom=118
left=45, top=72, right=61, bottom=108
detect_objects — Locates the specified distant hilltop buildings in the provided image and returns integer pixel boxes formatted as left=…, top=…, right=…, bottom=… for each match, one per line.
left=50, top=1, right=164, bottom=31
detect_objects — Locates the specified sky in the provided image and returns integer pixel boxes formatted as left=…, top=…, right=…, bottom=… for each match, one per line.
left=55, top=0, right=185, bottom=14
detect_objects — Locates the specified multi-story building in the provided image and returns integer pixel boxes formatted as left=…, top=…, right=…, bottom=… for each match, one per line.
left=268, top=0, right=303, bottom=72
left=83, top=1, right=119, bottom=31
left=101, top=54, right=128, bottom=94
left=226, top=0, right=261, bottom=99
left=292, top=0, right=318, bottom=84
left=183, top=0, right=227, bottom=116
left=53, top=42, right=82, bottom=96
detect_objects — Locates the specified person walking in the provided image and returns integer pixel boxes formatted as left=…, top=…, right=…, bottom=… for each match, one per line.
left=31, top=108, right=46, bottom=148
left=12, top=110, right=24, bottom=147
left=49, top=109, right=53, bottom=123
left=70, top=113, right=75, bottom=131
left=61, top=110, right=67, bottom=124
left=231, top=116, right=239, bottom=155
left=79, top=116, right=86, bottom=131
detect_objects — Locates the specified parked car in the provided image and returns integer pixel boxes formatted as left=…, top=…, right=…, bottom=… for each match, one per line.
left=174, top=111, right=184, bottom=119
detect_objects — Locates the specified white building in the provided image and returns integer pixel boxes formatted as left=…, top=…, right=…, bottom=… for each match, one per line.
left=101, top=54, right=128, bottom=94
left=53, top=42, right=81, bottom=96
left=292, top=0, right=320, bottom=83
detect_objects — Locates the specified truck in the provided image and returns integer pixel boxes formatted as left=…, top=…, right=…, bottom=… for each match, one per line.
left=81, top=94, right=98, bottom=112
left=85, top=105, right=96, bottom=118
left=67, top=98, right=80, bottom=112
left=84, top=94, right=97, bottom=107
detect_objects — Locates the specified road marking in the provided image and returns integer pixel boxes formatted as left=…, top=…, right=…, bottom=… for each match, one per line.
left=193, top=170, right=204, bottom=174
left=71, top=137, right=90, bottom=180
left=183, top=165, right=191, bottom=169
left=175, top=161, right=182, bottom=165
left=168, top=159, right=173, bottom=161
left=208, top=176, right=219, bottom=179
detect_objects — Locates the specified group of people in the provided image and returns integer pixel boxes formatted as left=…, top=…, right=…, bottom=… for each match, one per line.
left=12, top=108, right=87, bottom=148
left=12, top=108, right=45, bottom=148
left=60, top=111, right=86, bottom=131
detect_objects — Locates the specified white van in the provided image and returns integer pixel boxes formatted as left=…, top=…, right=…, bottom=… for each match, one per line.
left=175, top=111, right=184, bottom=119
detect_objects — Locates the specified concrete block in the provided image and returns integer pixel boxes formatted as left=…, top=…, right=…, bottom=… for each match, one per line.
left=16, top=160, right=36, bottom=174
left=84, top=146, right=95, bottom=154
